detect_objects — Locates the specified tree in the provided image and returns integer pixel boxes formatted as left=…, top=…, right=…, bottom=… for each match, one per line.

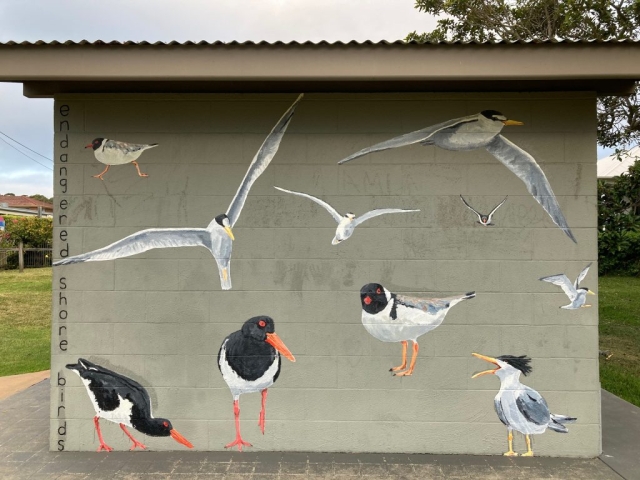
left=3, top=193, right=15, bottom=196
left=407, top=0, right=640, bottom=151
left=29, top=194, right=53, bottom=204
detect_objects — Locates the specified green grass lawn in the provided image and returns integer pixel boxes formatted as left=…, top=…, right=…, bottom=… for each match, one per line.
left=599, top=276, right=640, bottom=407
left=0, top=268, right=51, bottom=376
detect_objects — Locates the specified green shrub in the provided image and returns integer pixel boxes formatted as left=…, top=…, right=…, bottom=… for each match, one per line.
left=0, top=215, right=53, bottom=248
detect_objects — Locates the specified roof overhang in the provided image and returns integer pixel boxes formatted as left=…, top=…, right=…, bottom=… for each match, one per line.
left=1, top=40, right=639, bottom=98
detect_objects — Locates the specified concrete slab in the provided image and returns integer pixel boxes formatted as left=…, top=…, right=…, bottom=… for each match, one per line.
left=0, top=371, right=49, bottom=401
left=601, top=389, right=640, bottom=480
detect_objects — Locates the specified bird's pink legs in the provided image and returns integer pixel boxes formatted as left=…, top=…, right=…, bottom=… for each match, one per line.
left=394, top=341, right=420, bottom=377
left=225, top=399, right=252, bottom=452
left=92, top=165, right=110, bottom=180
left=390, top=340, right=408, bottom=372
left=120, top=424, right=147, bottom=451
left=258, top=389, right=268, bottom=434
left=93, top=416, right=113, bottom=452
left=132, top=161, right=148, bottom=177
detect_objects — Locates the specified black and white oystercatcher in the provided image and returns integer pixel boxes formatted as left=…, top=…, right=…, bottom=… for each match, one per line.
left=66, top=358, right=194, bottom=452
left=218, top=316, right=296, bottom=451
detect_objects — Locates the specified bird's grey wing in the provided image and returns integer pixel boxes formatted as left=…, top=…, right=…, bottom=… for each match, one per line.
left=105, top=140, right=148, bottom=155
left=396, top=292, right=473, bottom=315
left=460, top=195, right=483, bottom=220
left=53, top=228, right=210, bottom=265
left=337, top=116, right=479, bottom=164
left=575, top=262, right=592, bottom=289
left=485, top=135, right=576, bottom=243
left=539, top=274, right=577, bottom=300
left=516, top=387, right=551, bottom=426
left=274, top=186, right=342, bottom=223
left=226, top=94, right=304, bottom=227
left=352, top=208, right=420, bottom=227
left=494, top=398, right=509, bottom=426
left=487, top=196, right=508, bottom=222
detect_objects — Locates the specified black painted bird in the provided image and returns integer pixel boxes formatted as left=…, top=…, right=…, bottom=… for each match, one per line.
left=218, top=316, right=296, bottom=451
left=66, top=358, right=193, bottom=452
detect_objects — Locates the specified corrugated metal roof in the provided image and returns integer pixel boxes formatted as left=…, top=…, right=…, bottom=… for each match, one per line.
left=0, top=38, right=639, bottom=47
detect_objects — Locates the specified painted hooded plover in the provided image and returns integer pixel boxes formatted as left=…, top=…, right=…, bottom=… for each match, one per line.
left=86, top=138, right=157, bottom=180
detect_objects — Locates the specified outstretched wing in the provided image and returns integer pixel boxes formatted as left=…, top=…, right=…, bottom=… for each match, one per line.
left=516, top=387, right=551, bottom=426
left=337, top=115, right=478, bottom=165
left=53, top=228, right=210, bottom=265
left=485, top=135, right=576, bottom=243
left=487, top=196, right=508, bottom=222
left=226, top=94, right=304, bottom=227
left=575, top=262, right=592, bottom=289
left=274, top=186, right=342, bottom=223
left=460, top=195, right=483, bottom=220
left=353, top=208, right=420, bottom=227
left=539, top=273, right=577, bottom=301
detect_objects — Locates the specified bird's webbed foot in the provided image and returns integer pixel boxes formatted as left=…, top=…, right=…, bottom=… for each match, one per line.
left=225, top=436, right=252, bottom=452
left=503, top=450, right=518, bottom=456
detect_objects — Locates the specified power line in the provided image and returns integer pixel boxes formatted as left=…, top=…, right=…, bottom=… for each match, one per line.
left=0, top=130, right=53, bottom=163
left=0, top=136, right=53, bottom=171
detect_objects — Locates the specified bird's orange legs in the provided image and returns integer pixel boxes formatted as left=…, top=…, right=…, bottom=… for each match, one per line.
left=390, top=341, right=408, bottom=372
left=132, top=161, right=148, bottom=177
left=258, top=388, right=268, bottom=434
left=93, top=416, right=113, bottom=452
left=394, top=341, right=419, bottom=377
left=225, top=399, right=252, bottom=452
left=120, top=424, right=147, bottom=451
left=92, top=165, right=110, bottom=180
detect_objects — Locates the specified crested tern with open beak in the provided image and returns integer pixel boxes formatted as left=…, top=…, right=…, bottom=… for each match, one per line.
left=539, top=262, right=595, bottom=309
left=472, top=353, right=577, bottom=457
left=54, top=94, right=304, bottom=290
left=460, top=195, right=507, bottom=226
left=337, top=110, right=576, bottom=243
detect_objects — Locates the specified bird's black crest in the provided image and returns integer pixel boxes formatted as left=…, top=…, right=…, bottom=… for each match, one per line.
left=481, top=110, right=504, bottom=119
left=498, top=355, right=532, bottom=376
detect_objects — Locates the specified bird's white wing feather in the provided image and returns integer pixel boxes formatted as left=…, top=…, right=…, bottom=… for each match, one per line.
left=487, top=196, right=508, bottom=221
left=274, top=186, right=342, bottom=223
left=353, top=209, right=420, bottom=227
left=53, top=228, right=210, bottom=265
left=485, top=135, right=576, bottom=243
left=539, top=274, right=577, bottom=301
left=460, top=195, right=483, bottom=220
left=226, top=94, right=303, bottom=227
left=337, top=116, right=478, bottom=164
left=575, top=262, right=592, bottom=289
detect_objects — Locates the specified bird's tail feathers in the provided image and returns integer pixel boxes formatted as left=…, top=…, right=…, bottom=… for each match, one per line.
left=145, top=143, right=159, bottom=149
left=551, top=414, right=577, bottom=424
left=464, top=291, right=476, bottom=300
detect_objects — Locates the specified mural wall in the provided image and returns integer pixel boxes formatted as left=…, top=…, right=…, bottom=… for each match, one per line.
left=52, top=93, right=598, bottom=455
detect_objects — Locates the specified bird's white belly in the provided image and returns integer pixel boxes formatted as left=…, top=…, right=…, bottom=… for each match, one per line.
left=433, top=131, right=498, bottom=150
left=219, top=341, right=278, bottom=398
left=95, top=148, right=141, bottom=165
left=496, top=390, right=547, bottom=435
left=80, top=378, right=133, bottom=426
left=361, top=309, right=435, bottom=343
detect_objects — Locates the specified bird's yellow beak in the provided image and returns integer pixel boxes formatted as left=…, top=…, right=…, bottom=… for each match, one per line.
left=471, top=352, right=500, bottom=378
left=224, top=226, right=235, bottom=241
left=502, top=119, right=524, bottom=126
left=588, top=290, right=596, bottom=295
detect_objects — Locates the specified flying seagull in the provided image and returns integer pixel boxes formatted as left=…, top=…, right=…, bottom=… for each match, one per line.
left=472, top=353, right=577, bottom=457
left=274, top=186, right=419, bottom=244
left=460, top=195, right=507, bottom=226
left=86, top=138, right=157, bottom=180
left=539, top=262, right=595, bottom=309
left=54, top=94, right=304, bottom=290
left=337, top=110, right=576, bottom=243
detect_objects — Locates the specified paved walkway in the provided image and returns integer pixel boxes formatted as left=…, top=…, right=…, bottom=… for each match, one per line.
left=0, top=380, right=636, bottom=479
left=0, top=370, right=50, bottom=401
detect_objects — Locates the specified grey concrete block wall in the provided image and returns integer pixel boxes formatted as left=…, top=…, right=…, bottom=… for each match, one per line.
left=51, top=92, right=599, bottom=456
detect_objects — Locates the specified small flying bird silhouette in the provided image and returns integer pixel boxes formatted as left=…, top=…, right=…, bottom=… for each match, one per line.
left=86, top=138, right=157, bottom=180
left=539, top=262, right=595, bottom=309
left=274, top=186, right=419, bottom=244
left=460, top=195, right=507, bottom=226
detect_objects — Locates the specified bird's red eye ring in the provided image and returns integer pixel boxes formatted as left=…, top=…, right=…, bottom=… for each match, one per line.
left=376, top=288, right=382, bottom=294
left=258, top=320, right=266, bottom=328
left=163, top=421, right=169, bottom=428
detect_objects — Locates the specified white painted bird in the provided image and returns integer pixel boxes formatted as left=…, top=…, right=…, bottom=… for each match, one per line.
left=472, top=353, right=577, bottom=457
left=274, top=186, right=419, bottom=244
left=86, top=138, right=158, bottom=180
left=359, top=283, right=475, bottom=376
left=539, top=262, right=595, bottom=309
left=337, top=110, right=576, bottom=243
left=460, top=195, right=507, bottom=226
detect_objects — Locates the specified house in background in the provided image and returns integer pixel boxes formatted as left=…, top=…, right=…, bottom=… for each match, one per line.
left=0, top=195, right=53, bottom=217
left=597, top=145, right=640, bottom=182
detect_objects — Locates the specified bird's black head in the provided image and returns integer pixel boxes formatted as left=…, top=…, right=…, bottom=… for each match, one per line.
left=480, top=215, right=489, bottom=224
left=242, top=316, right=276, bottom=341
left=360, top=283, right=389, bottom=314
left=497, top=355, right=532, bottom=376
left=481, top=110, right=506, bottom=121
left=135, top=417, right=194, bottom=448
left=215, top=214, right=229, bottom=227
left=86, top=138, right=104, bottom=150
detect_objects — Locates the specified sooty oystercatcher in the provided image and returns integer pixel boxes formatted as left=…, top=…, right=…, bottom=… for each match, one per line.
left=274, top=186, right=419, bottom=245
left=66, top=358, right=193, bottom=452
left=359, top=283, right=475, bottom=376
left=337, top=111, right=575, bottom=243
left=539, top=263, right=595, bottom=309
left=460, top=195, right=507, bottom=226
left=85, top=138, right=157, bottom=180
left=218, top=316, right=296, bottom=451
left=57, top=94, right=303, bottom=291
left=472, top=353, right=577, bottom=456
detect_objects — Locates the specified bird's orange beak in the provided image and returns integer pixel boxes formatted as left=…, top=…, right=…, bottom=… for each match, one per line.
left=502, top=119, right=524, bottom=126
left=170, top=429, right=194, bottom=448
left=85, top=143, right=93, bottom=149
left=266, top=332, right=296, bottom=362
left=471, top=353, right=500, bottom=378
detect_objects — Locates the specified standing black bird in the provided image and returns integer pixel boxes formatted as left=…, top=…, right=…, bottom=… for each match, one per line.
left=218, top=316, right=296, bottom=451
left=66, top=358, right=193, bottom=452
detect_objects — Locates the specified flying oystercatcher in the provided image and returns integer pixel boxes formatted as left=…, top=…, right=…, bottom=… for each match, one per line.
left=66, top=358, right=193, bottom=452
left=359, top=283, right=475, bottom=376
left=218, top=316, right=296, bottom=451
left=85, top=138, right=157, bottom=180
left=472, top=353, right=577, bottom=456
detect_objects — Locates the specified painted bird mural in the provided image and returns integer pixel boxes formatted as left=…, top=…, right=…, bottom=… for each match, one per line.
left=472, top=353, right=577, bottom=457
left=337, top=110, right=576, bottom=243
left=460, top=195, right=507, bottom=226
left=54, top=94, right=303, bottom=290
left=218, top=316, right=296, bottom=451
left=86, top=138, right=157, bottom=180
left=66, top=358, right=194, bottom=452
left=359, top=283, right=475, bottom=376
left=539, top=263, right=595, bottom=309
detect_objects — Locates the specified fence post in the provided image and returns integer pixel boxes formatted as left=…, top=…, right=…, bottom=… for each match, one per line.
left=18, top=240, right=24, bottom=273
